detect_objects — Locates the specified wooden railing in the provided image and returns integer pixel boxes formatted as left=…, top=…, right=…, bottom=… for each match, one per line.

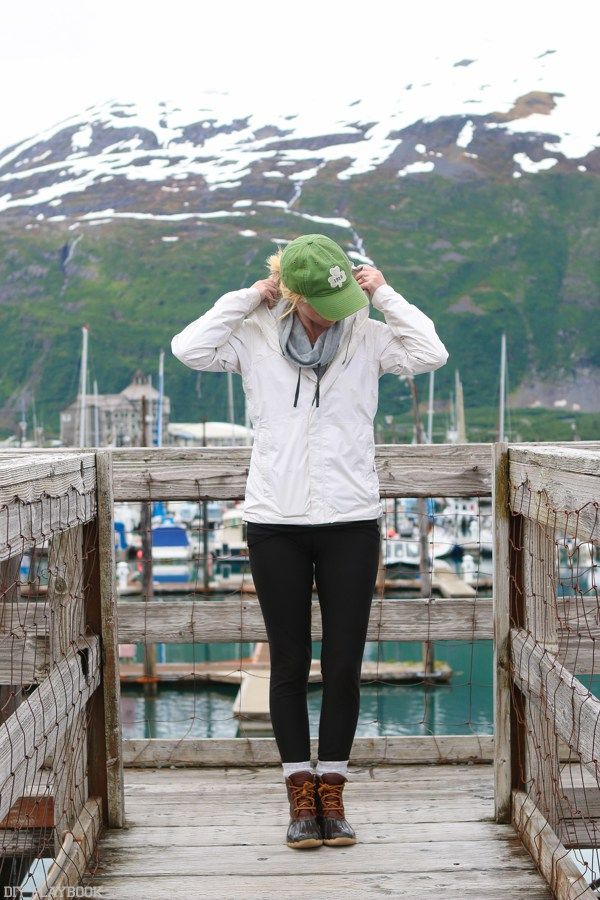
left=0, top=450, right=123, bottom=897
left=494, top=443, right=600, bottom=899
left=1, top=440, right=599, bottom=897
left=107, top=442, right=498, bottom=767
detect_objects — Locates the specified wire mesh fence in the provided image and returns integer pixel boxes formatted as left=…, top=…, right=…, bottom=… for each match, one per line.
left=2, top=443, right=599, bottom=897
left=0, top=453, right=105, bottom=897
left=507, top=448, right=600, bottom=896
left=112, top=457, right=494, bottom=762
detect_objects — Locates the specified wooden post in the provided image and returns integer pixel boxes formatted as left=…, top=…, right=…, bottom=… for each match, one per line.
left=409, top=376, right=435, bottom=679
left=201, top=418, right=210, bottom=593
left=522, top=517, right=560, bottom=832
left=47, top=523, right=87, bottom=852
left=0, top=554, right=34, bottom=888
left=493, top=441, right=512, bottom=822
left=418, top=497, right=434, bottom=679
left=0, top=556, right=24, bottom=723
left=202, top=501, right=209, bottom=592
left=84, top=449, right=124, bottom=828
left=141, top=394, right=157, bottom=691
left=140, top=501, right=157, bottom=691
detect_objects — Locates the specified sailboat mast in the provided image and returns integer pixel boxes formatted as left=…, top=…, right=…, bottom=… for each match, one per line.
left=455, top=370, right=466, bottom=443
left=19, top=396, right=27, bottom=446
left=79, top=325, right=89, bottom=447
left=156, top=350, right=164, bottom=447
left=499, top=332, right=506, bottom=442
left=227, top=371, right=235, bottom=442
left=32, top=395, right=38, bottom=446
left=446, top=388, right=456, bottom=443
left=93, top=379, right=100, bottom=447
left=427, top=370, right=434, bottom=443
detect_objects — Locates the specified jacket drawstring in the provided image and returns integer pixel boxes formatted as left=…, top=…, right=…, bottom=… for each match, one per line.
left=293, top=322, right=355, bottom=407
left=293, top=364, right=323, bottom=408
left=312, top=365, right=322, bottom=407
left=293, top=367, right=301, bottom=407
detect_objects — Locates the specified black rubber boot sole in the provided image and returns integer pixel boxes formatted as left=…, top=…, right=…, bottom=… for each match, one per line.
left=322, top=834, right=357, bottom=846
left=286, top=836, right=323, bottom=849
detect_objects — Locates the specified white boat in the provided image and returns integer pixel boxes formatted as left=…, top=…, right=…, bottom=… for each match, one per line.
left=211, top=506, right=252, bottom=588
left=382, top=528, right=458, bottom=575
left=144, top=516, right=195, bottom=585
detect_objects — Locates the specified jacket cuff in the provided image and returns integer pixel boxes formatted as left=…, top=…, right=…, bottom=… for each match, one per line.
left=245, top=286, right=263, bottom=310
left=371, top=283, right=405, bottom=310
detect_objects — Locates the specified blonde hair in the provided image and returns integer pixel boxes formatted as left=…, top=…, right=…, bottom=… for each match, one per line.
left=266, top=247, right=306, bottom=321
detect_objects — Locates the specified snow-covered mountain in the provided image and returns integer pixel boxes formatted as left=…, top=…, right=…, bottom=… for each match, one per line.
left=0, top=48, right=596, bottom=222
left=0, top=45, right=599, bottom=435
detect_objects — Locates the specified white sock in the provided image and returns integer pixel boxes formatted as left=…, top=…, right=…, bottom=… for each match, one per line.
left=316, top=759, right=349, bottom=777
left=282, top=760, right=313, bottom=778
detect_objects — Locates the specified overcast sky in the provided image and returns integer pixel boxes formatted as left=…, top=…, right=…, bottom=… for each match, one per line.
left=0, top=0, right=594, bottom=151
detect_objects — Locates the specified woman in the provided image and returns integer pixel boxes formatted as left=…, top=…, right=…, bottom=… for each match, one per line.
left=171, top=233, right=449, bottom=850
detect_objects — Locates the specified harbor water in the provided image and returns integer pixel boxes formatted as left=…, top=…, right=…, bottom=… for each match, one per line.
left=120, top=594, right=494, bottom=741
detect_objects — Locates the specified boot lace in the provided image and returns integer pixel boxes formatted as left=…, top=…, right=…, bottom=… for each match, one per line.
left=317, top=781, right=345, bottom=815
left=290, top=781, right=317, bottom=813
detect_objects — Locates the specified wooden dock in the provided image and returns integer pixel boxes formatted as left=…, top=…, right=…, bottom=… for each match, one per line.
left=118, top=657, right=453, bottom=686
left=110, top=569, right=486, bottom=597
left=2, top=442, right=600, bottom=899
left=80, top=763, right=553, bottom=898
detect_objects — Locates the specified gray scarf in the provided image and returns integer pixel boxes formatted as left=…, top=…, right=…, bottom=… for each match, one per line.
left=274, top=298, right=344, bottom=407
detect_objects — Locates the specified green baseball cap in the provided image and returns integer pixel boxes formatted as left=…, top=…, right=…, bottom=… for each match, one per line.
left=280, top=233, right=368, bottom=322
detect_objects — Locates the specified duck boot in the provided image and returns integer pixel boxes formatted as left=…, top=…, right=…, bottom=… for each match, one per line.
left=316, top=772, right=357, bottom=846
left=284, top=770, right=323, bottom=849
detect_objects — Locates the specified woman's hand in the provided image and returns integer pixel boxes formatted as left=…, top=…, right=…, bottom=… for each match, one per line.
left=352, top=264, right=386, bottom=297
left=251, top=276, right=280, bottom=308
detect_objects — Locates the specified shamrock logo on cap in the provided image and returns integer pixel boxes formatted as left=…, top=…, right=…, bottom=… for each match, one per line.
left=328, top=265, right=347, bottom=289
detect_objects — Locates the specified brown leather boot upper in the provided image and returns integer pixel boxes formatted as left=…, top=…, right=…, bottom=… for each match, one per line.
left=285, top=770, right=318, bottom=819
left=316, top=771, right=347, bottom=818
left=316, top=772, right=357, bottom=844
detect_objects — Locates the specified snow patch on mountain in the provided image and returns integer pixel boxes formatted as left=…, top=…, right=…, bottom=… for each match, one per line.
left=0, top=46, right=597, bottom=217
left=513, top=153, right=558, bottom=173
left=456, top=121, right=475, bottom=148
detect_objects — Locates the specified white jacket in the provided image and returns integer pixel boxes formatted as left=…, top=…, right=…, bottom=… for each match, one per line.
left=171, top=283, right=449, bottom=525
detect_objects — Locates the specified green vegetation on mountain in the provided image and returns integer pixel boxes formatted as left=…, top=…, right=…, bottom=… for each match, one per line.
left=0, top=168, right=598, bottom=441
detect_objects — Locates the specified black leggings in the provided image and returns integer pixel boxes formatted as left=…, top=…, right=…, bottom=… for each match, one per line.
left=246, top=518, right=381, bottom=762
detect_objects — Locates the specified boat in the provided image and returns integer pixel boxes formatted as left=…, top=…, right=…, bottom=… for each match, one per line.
left=211, top=506, right=253, bottom=588
left=134, top=516, right=195, bottom=586
left=382, top=529, right=459, bottom=577
left=436, top=497, right=493, bottom=558
left=457, top=512, right=494, bottom=557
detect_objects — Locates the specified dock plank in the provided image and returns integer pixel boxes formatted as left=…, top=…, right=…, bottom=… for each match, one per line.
left=121, top=762, right=494, bottom=784
left=81, top=872, right=552, bottom=899
left=83, top=839, right=548, bottom=877
left=82, top=764, right=555, bottom=898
